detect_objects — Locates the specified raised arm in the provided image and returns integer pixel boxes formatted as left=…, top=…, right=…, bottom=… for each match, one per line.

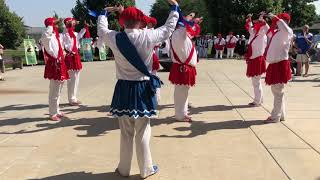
left=97, top=9, right=117, bottom=46
left=146, top=3, right=179, bottom=44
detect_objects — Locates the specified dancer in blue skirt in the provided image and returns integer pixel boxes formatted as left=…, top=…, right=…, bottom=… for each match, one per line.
left=97, top=0, right=179, bottom=178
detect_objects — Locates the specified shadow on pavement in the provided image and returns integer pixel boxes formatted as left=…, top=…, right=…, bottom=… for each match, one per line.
left=155, top=120, right=264, bottom=138
left=29, top=171, right=141, bottom=180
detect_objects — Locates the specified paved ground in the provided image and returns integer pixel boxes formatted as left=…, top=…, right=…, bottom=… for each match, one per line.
left=0, top=60, right=320, bottom=180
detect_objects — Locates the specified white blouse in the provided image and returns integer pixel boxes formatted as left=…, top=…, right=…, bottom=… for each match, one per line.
left=266, top=19, right=294, bottom=64
left=171, top=27, right=198, bottom=67
left=63, top=28, right=86, bottom=52
left=248, top=22, right=269, bottom=59
left=40, top=26, right=64, bottom=59
left=98, top=10, right=179, bottom=81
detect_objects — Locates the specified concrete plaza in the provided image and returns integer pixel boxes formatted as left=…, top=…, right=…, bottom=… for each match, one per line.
left=0, top=60, right=320, bottom=180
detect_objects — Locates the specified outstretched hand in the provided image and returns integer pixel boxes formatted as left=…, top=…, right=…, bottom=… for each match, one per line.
left=267, top=12, right=276, bottom=19
left=167, top=0, right=178, bottom=5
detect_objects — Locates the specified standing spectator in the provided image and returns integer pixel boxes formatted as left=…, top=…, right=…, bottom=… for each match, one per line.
left=226, top=31, right=238, bottom=59
left=0, top=43, right=4, bottom=81
left=296, top=25, right=313, bottom=77
left=289, top=36, right=298, bottom=75
left=203, top=36, right=209, bottom=58
left=214, top=33, right=225, bottom=59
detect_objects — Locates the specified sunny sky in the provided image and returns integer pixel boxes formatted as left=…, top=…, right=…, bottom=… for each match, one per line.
left=4, top=0, right=320, bottom=27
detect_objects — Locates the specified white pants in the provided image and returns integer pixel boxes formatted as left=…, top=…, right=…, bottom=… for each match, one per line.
left=67, top=70, right=80, bottom=103
left=117, top=116, right=154, bottom=177
left=174, top=85, right=190, bottom=120
left=215, top=50, right=224, bottom=59
left=270, top=84, right=286, bottom=121
left=251, top=76, right=263, bottom=105
left=49, top=80, right=64, bottom=116
left=227, top=48, right=235, bottom=58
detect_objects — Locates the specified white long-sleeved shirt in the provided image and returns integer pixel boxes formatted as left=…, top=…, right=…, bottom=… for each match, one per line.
left=98, top=10, right=179, bottom=81
left=226, top=35, right=238, bottom=44
left=63, top=28, right=86, bottom=52
left=214, top=38, right=226, bottom=46
left=266, top=19, right=294, bottom=64
left=247, top=22, right=269, bottom=59
left=171, top=27, right=197, bottom=67
left=40, top=26, right=64, bottom=59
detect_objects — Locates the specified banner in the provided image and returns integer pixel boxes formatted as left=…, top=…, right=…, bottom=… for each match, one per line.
left=81, top=38, right=93, bottom=61
left=99, top=44, right=109, bottom=61
left=23, top=39, right=37, bottom=65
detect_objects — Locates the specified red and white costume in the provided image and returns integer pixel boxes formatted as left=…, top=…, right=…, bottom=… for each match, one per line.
left=41, top=18, right=69, bottom=119
left=226, top=32, right=238, bottom=58
left=169, top=21, right=200, bottom=121
left=214, top=34, right=225, bottom=59
left=265, top=13, right=293, bottom=122
left=63, top=18, right=86, bottom=104
left=245, top=16, right=269, bottom=105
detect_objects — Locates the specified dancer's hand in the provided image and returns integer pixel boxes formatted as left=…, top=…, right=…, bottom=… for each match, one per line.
left=167, top=0, right=178, bottom=6
left=267, top=12, right=276, bottom=19
left=116, top=4, right=124, bottom=14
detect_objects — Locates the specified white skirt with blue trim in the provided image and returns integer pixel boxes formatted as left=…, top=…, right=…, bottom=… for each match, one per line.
left=110, top=80, right=158, bottom=119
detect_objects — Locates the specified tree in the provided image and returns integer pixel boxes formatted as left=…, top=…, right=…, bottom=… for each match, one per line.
left=150, top=0, right=319, bottom=36
left=0, top=0, right=26, bottom=49
left=71, top=0, right=135, bottom=37
left=150, top=0, right=213, bottom=34
left=282, top=0, right=317, bottom=27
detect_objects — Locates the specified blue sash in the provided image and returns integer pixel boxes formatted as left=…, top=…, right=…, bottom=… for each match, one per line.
left=115, top=32, right=162, bottom=96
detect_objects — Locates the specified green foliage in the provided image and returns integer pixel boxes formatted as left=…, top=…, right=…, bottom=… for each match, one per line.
left=71, top=0, right=135, bottom=37
left=150, top=0, right=212, bottom=34
left=0, top=0, right=26, bottom=49
left=151, top=0, right=318, bottom=35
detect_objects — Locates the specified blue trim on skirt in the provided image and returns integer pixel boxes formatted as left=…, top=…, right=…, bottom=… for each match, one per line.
left=110, top=80, right=158, bottom=119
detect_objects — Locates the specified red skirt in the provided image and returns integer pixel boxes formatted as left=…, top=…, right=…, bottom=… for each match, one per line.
left=246, top=56, right=266, bottom=77
left=152, top=53, right=160, bottom=71
left=227, top=43, right=236, bottom=48
left=265, top=60, right=292, bottom=85
left=65, top=53, right=82, bottom=71
left=44, top=56, right=69, bottom=81
left=169, top=63, right=197, bottom=86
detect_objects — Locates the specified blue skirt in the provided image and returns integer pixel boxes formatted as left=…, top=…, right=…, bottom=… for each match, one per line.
left=110, top=80, right=157, bottom=119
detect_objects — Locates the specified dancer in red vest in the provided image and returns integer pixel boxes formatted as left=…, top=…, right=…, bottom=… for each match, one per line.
left=214, top=33, right=225, bottom=59
left=169, top=12, right=202, bottom=122
left=245, top=12, right=269, bottom=106
left=41, top=17, right=69, bottom=121
left=63, top=18, right=87, bottom=106
left=226, top=31, right=238, bottom=59
left=264, top=13, right=293, bottom=123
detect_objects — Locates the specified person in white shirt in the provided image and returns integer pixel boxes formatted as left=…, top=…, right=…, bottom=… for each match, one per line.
left=245, top=12, right=269, bottom=107
left=63, top=18, right=87, bottom=106
left=226, top=31, right=238, bottom=58
left=214, top=33, right=225, bottom=59
left=41, top=17, right=69, bottom=121
left=97, top=1, right=179, bottom=178
left=169, top=13, right=202, bottom=122
left=264, top=13, right=293, bottom=123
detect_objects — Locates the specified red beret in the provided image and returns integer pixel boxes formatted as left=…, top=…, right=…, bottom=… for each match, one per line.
left=44, top=17, right=55, bottom=27
left=278, top=13, right=291, bottom=22
left=119, top=7, right=145, bottom=27
left=64, top=17, right=73, bottom=25
left=148, top=17, right=157, bottom=26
